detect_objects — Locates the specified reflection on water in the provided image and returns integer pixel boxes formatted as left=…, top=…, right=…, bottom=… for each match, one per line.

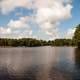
left=75, top=48, right=80, bottom=69
left=0, top=47, right=80, bottom=80
left=73, top=48, right=80, bottom=80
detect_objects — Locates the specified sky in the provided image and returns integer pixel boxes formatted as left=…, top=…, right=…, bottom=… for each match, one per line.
left=0, top=0, right=80, bottom=40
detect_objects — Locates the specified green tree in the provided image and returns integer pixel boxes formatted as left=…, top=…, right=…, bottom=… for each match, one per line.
left=73, top=24, right=80, bottom=47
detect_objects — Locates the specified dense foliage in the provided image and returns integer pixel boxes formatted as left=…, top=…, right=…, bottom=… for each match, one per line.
left=0, top=24, right=80, bottom=47
left=73, top=24, right=80, bottom=47
left=0, top=38, right=75, bottom=47
left=0, top=38, right=47, bottom=47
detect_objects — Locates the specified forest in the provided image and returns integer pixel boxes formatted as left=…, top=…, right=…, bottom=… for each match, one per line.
left=0, top=24, right=80, bottom=47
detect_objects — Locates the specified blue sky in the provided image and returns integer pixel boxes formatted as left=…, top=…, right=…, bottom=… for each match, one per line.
left=0, top=0, right=80, bottom=40
left=60, top=0, right=80, bottom=30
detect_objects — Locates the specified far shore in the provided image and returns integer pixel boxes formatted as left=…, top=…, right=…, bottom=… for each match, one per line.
left=0, top=46, right=77, bottom=48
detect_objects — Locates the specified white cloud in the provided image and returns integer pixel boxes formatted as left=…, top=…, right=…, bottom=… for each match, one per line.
left=35, top=1, right=72, bottom=23
left=0, top=0, right=73, bottom=40
left=0, top=27, right=11, bottom=34
left=0, top=16, right=32, bottom=38
left=7, top=16, right=29, bottom=29
left=33, top=0, right=73, bottom=39
left=0, top=0, right=32, bottom=14
left=65, top=28, right=76, bottom=39
left=40, top=22, right=59, bottom=36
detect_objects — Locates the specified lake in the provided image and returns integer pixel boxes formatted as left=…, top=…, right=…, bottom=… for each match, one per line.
left=0, top=47, right=80, bottom=80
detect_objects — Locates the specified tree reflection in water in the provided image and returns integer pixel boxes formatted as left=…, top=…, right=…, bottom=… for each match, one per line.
left=74, top=48, right=80, bottom=80
left=75, top=48, right=80, bottom=69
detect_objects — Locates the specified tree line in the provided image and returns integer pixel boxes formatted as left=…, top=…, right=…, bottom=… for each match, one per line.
left=0, top=38, right=75, bottom=47
left=0, top=24, right=80, bottom=47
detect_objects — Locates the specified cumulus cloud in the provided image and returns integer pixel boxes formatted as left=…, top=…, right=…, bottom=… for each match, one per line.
left=7, top=16, right=29, bottom=29
left=0, top=0, right=32, bottom=14
left=35, top=0, right=72, bottom=23
left=40, top=22, right=59, bottom=37
left=33, top=0, right=72, bottom=39
left=0, top=0, right=73, bottom=40
left=0, top=27, right=11, bottom=34
left=0, top=16, right=32, bottom=38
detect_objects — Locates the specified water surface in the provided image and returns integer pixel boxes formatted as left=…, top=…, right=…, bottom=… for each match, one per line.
left=0, top=47, right=80, bottom=80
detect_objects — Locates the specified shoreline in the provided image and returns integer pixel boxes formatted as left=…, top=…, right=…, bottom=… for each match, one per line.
left=0, top=46, right=77, bottom=48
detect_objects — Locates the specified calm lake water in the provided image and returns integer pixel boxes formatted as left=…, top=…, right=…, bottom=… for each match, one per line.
left=0, top=47, right=80, bottom=80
